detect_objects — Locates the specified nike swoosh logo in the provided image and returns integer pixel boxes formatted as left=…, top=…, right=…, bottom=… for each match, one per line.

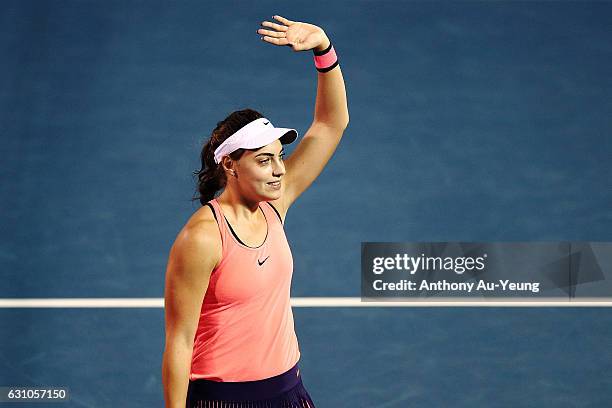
left=263, top=121, right=269, bottom=125
left=258, top=256, right=269, bottom=266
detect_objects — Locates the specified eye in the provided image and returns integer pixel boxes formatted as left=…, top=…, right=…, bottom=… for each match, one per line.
left=259, top=159, right=270, bottom=165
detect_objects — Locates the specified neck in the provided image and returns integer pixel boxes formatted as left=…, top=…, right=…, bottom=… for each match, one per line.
left=216, top=187, right=261, bottom=222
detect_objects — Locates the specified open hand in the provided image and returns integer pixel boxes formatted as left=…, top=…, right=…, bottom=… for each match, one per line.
left=257, top=15, right=329, bottom=52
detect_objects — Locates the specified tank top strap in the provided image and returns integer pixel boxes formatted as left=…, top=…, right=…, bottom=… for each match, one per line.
left=205, top=199, right=229, bottom=257
left=206, top=199, right=282, bottom=255
left=260, top=201, right=283, bottom=227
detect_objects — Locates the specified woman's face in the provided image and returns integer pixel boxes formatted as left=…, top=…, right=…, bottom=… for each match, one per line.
left=232, top=139, right=286, bottom=201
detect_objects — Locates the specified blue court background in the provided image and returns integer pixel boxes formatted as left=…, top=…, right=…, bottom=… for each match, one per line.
left=1, top=0, right=611, bottom=406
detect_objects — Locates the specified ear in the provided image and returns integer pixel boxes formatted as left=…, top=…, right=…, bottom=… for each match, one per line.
left=221, top=156, right=232, bottom=172
left=221, top=157, right=237, bottom=178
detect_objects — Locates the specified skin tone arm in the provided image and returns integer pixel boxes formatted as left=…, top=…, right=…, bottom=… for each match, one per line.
left=162, top=218, right=221, bottom=408
left=258, top=15, right=350, bottom=213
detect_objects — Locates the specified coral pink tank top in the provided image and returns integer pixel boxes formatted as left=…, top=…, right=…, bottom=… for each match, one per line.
left=189, top=198, right=301, bottom=382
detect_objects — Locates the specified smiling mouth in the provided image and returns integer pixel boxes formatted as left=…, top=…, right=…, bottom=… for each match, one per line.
left=267, top=181, right=281, bottom=186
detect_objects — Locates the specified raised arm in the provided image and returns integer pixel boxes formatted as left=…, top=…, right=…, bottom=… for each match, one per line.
left=258, top=15, right=349, bottom=212
left=162, top=218, right=220, bottom=408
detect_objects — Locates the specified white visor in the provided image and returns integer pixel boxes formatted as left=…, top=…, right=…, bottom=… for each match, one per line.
left=213, top=117, right=298, bottom=164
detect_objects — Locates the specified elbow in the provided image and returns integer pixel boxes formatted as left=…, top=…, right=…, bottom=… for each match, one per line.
left=333, top=116, right=350, bottom=131
left=320, top=107, right=349, bottom=130
left=339, top=112, right=349, bottom=130
left=164, top=329, right=196, bottom=351
left=336, top=118, right=349, bottom=133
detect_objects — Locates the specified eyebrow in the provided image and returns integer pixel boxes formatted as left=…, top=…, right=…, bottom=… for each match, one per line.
left=255, top=149, right=285, bottom=158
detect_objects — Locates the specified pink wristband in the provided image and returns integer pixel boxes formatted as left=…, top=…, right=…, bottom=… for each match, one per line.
left=313, top=43, right=339, bottom=73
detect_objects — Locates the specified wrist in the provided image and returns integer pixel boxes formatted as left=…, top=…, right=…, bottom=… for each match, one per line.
left=312, top=37, right=338, bottom=73
left=314, top=33, right=330, bottom=52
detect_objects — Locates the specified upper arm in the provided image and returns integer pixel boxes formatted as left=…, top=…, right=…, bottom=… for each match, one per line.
left=276, top=121, right=347, bottom=213
left=163, top=219, right=221, bottom=347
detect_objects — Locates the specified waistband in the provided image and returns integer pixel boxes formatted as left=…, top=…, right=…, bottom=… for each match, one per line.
left=187, top=363, right=302, bottom=401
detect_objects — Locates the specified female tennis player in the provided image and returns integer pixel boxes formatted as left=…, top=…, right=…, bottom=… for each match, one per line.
left=162, top=14, right=348, bottom=408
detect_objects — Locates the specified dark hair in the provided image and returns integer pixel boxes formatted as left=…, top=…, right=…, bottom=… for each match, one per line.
left=191, top=108, right=264, bottom=206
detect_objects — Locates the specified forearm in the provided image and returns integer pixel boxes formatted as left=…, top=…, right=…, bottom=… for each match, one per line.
left=313, top=34, right=349, bottom=128
left=162, top=342, right=193, bottom=408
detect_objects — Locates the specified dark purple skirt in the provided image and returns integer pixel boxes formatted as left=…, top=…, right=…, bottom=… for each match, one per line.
left=186, top=362, right=316, bottom=408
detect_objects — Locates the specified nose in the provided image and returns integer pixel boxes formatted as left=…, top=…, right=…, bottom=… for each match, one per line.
left=272, top=157, right=286, bottom=177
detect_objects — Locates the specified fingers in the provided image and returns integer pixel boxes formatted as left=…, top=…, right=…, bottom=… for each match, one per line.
left=257, top=15, right=294, bottom=47
left=260, top=20, right=288, bottom=32
left=261, top=36, right=290, bottom=47
left=257, top=28, right=285, bottom=38
left=273, top=15, right=294, bottom=25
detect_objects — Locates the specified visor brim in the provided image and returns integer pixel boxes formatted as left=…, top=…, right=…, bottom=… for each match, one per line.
left=240, top=128, right=298, bottom=150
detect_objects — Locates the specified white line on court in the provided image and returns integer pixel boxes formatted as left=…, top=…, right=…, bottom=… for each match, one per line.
left=0, top=298, right=611, bottom=308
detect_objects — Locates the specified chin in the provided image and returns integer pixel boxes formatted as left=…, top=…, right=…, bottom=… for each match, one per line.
left=261, top=190, right=281, bottom=201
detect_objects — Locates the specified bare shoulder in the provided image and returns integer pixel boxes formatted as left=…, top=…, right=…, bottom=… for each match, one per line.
left=164, top=205, right=221, bottom=345
left=172, top=205, right=222, bottom=268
